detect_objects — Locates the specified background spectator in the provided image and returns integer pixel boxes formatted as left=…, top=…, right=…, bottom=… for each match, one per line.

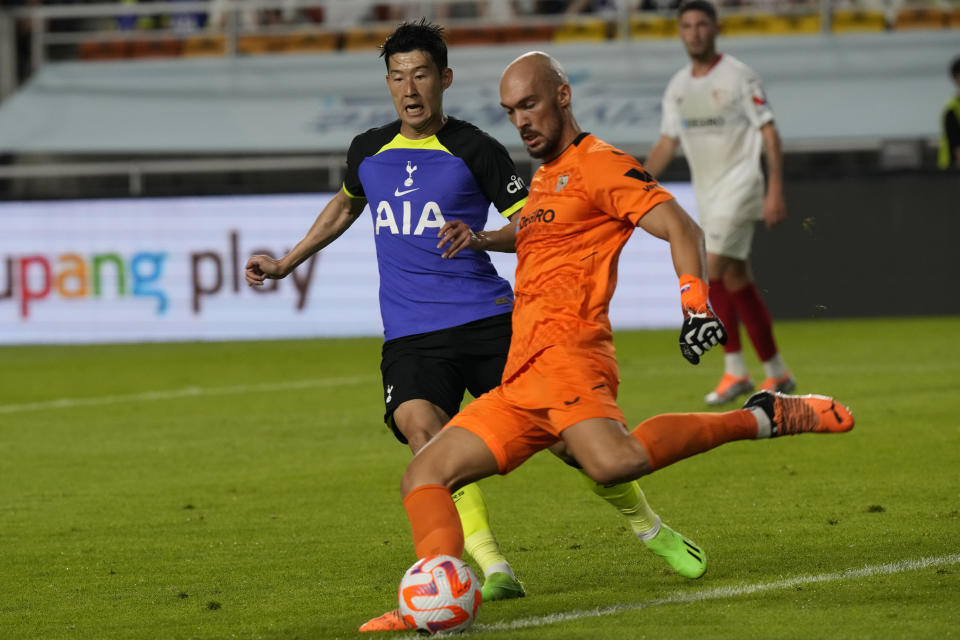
left=938, top=55, right=960, bottom=169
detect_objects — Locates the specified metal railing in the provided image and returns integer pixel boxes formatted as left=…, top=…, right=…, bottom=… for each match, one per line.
left=2, top=138, right=938, bottom=198
left=0, top=154, right=347, bottom=196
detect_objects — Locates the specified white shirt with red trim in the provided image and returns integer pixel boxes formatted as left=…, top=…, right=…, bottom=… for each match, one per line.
left=661, top=54, right=774, bottom=222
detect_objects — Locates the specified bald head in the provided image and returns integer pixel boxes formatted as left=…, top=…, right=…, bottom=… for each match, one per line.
left=501, top=51, right=568, bottom=92
left=500, top=52, right=579, bottom=162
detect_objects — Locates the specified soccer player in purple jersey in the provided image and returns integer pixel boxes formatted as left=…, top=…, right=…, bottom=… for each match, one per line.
left=245, top=22, right=706, bottom=631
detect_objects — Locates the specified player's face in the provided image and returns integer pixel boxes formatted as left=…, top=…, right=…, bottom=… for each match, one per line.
left=500, top=71, right=566, bottom=161
left=678, top=10, right=718, bottom=60
left=386, top=50, right=452, bottom=138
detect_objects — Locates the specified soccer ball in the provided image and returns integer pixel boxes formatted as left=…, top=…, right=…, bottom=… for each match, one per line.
left=398, top=555, right=482, bottom=635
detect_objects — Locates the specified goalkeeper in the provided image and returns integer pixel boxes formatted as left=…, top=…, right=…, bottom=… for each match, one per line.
left=360, top=50, right=854, bottom=632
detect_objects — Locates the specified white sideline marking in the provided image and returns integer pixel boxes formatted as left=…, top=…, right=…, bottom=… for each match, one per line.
left=0, top=375, right=376, bottom=415
left=475, top=553, right=960, bottom=633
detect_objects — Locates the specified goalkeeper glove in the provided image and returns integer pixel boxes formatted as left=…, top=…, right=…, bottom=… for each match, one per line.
left=678, top=274, right=727, bottom=365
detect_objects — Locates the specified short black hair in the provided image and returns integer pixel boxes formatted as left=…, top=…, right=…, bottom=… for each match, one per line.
left=380, top=19, right=448, bottom=73
left=678, top=0, right=718, bottom=22
left=951, top=55, right=960, bottom=79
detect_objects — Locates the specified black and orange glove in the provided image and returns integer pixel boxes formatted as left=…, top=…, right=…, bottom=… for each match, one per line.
left=678, top=274, right=727, bottom=365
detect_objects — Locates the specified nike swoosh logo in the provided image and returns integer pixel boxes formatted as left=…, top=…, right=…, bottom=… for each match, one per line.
left=394, top=187, right=419, bottom=197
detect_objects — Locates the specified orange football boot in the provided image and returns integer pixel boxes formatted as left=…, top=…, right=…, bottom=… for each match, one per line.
left=759, top=373, right=797, bottom=394
left=358, top=609, right=414, bottom=633
left=705, top=373, right=754, bottom=406
left=744, top=391, right=854, bottom=436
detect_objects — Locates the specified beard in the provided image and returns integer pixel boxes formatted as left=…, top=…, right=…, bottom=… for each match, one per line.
left=522, top=112, right=563, bottom=160
left=684, top=37, right=716, bottom=63
left=526, top=132, right=561, bottom=160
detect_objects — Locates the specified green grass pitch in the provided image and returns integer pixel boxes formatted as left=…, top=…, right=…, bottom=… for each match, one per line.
left=2, top=317, right=958, bottom=639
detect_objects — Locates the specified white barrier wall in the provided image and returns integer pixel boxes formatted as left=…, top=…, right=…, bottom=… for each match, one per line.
left=0, top=186, right=697, bottom=345
left=1, top=32, right=954, bottom=154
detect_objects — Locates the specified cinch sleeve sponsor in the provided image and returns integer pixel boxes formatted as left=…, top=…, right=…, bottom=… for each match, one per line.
left=444, top=121, right=529, bottom=218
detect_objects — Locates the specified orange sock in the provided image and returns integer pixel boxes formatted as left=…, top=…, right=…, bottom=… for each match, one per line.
left=631, top=409, right=758, bottom=471
left=403, top=484, right=464, bottom=559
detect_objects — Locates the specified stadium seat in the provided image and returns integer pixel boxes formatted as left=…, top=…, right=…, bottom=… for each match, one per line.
left=183, top=35, right=227, bottom=57
left=237, top=35, right=296, bottom=55
left=831, top=10, right=887, bottom=32
left=949, top=7, right=960, bottom=27
left=721, top=13, right=776, bottom=36
left=893, top=8, right=946, bottom=30
left=629, top=16, right=675, bottom=38
left=285, top=32, right=339, bottom=53
left=446, top=26, right=501, bottom=46
left=237, top=36, right=269, bottom=55
left=769, top=13, right=821, bottom=34
left=553, top=19, right=609, bottom=43
left=78, top=40, right=130, bottom=61
left=129, top=39, right=183, bottom=59
left=263, top=35, right=297, bottom=54
left=343, top=27, right=392, bottom=51
left=500, top=24, right=555, bottom=43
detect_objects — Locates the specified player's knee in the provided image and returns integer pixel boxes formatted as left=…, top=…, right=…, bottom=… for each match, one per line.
left=404, top=430, right=434, bottom=455
left=583, top=464, right=629, bottom=486
left=394, top=419, right=441, bottom=454
left=401, top=451, right=454, bottom=497
left=393, top=404, right=447, bottom=454
left=721, top=260, right=750, bottom=290
left=580, top=448, right=648, bottom=485
left=401, top=458, right=433, bottom=497
left=724, top=274, right=749, bottom=292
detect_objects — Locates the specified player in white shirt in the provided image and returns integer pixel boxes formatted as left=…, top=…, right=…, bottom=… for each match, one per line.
left=645, top=0, right=795, bottom=405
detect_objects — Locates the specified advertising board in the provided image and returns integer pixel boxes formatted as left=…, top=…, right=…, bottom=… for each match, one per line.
left=0, top=186, right=697, bottom=344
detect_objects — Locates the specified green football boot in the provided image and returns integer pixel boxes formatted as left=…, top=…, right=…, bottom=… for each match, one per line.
left=481, top=572, right=526, bottom=602
left=643, top=522, right=707, bottom=579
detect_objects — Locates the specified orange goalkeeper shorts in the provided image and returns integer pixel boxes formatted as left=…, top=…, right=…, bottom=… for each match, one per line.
left=447, top=346, right=626, bottom=473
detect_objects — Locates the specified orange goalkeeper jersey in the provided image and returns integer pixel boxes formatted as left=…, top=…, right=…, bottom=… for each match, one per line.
left=503, top=133, right=674, bottom=381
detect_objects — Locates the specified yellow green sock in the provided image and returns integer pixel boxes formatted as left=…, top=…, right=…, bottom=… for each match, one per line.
left=452, top=483, right=512, bottom=577
left=580, top=471, right=660, bottom=540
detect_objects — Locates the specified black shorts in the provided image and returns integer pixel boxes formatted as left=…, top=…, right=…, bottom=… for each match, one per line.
left=380, top=312, right=512, bottom=443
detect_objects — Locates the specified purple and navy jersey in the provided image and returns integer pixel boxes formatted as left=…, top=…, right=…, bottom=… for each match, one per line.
left=343, top=117, right=528, bottom=341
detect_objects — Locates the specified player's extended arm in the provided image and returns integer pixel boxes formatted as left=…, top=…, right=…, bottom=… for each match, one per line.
left=643, top=135, right=679, bottom=179
left=638, top=199, right=727, bottom=364
left=436, top=218, right=517, bottom=259
left=637, top=198, right=705, bottom=280
left=245, top=189, right=367, bottom=286
left=760, top=122, right=787, bottom=229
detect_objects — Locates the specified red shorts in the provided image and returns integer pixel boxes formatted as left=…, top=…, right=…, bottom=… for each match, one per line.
left=447, top=346, right=625, bottom=473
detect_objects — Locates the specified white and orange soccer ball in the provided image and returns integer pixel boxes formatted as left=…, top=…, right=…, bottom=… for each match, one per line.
left=398, top=555, right=482, bottom=635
